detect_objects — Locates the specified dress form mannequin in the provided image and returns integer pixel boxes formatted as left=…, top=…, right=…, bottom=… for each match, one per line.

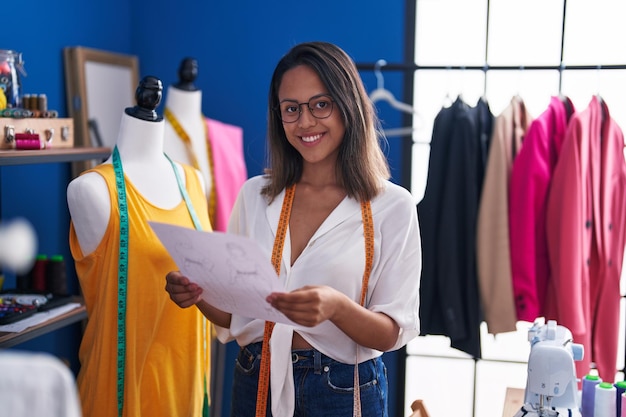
left=68, top=75, right=201, bottom=255
left=66, top=75, right=212, bottom=417
left=163, top=57, right=212, bottom=200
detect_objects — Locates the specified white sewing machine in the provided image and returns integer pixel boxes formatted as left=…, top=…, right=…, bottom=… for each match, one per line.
left=515, top=319, right=584, bottom=417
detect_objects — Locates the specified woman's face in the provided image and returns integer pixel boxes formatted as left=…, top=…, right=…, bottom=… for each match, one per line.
left=277, top=65, right=345, bottom=168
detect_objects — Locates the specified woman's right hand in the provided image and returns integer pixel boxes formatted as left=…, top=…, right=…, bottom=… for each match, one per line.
left=165, top=271, right=203, bottom=308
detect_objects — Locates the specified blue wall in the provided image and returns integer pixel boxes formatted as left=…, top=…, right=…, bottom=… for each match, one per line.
left=1, top=1, right=412, bottom=415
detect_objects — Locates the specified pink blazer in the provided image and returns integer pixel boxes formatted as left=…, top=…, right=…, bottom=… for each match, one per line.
left=545, top=96, right=626, bottom=382
left=206, top=118, right=247, bottom=232
left=509, top=96, right=574, bottom=322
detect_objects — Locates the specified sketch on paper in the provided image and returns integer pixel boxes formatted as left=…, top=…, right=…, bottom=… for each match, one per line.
left=149, top=221, right=294, bottom=324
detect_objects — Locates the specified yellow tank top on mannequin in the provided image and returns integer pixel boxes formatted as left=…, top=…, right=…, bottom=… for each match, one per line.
left=69, top=163, right=212, bottom=417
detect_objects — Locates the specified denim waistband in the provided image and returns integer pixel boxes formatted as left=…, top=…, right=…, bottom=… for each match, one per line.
left=247, top=342, right=331, bottom=374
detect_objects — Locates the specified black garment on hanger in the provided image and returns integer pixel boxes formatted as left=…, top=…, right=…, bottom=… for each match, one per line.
left=417, top=96, right=494, bottom=359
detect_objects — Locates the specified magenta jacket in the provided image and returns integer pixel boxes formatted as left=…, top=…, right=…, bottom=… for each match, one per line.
left=545, top=96, right=626, bottom=382
left=509, top=96, right=574, bottom=322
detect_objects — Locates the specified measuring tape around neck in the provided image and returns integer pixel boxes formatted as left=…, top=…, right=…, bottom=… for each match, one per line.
left=164, top=108, right=217, bottom=229
left=254, top=184, right=374, bottom=416
left=112, top=147, right=208, bottom=417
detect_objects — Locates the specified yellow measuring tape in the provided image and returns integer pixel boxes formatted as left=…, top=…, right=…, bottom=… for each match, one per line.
left=255, top=184, right=374, bottom=416
left=164, top=108, right=217, bottom=230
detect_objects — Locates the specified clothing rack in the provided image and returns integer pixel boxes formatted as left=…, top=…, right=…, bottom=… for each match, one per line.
left=358, top=58, right=626, bottom=380
left=357, top=2, right=626, bottom=415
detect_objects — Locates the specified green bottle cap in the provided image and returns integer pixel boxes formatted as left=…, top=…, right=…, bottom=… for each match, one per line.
left=36, top=254, right=48, bottom=261
left=50, top=254, right=64, bottom=262
left=615, top=381, right=626, bottom=389
left=599, top=382, right=614, bottom=389
left=585, top=374, right=600, bottom=381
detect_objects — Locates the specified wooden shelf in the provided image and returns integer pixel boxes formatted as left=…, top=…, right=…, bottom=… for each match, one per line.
left=0, top=148, right=100, bottom=348
left=0, top=146, right=110, bottom=166
left=0, top=297, right=87, bottom=348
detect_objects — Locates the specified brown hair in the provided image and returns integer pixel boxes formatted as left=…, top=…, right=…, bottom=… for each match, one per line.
left=262, top=41, right=390, bottom=203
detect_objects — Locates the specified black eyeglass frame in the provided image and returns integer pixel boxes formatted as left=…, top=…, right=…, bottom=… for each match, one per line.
left=275, top=94, right=335, bottom=123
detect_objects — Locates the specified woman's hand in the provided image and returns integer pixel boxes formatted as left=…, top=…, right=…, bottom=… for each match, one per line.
left=165, top=271, right=232, bottom=328
left=267, top=285, right=400, bottom=352
left=165, top=270, right=203, bottom=308
left=266, top=285, right=342, bottom=327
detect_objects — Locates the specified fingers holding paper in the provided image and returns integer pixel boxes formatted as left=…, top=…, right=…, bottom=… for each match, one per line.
left=165, top=270, right=233, bottom=329
left=165, top=270, right=204, bottom=308
left=266, top=285, right=342, bottom=327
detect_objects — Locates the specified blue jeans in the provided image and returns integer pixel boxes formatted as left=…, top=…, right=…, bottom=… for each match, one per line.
left=230, top=342, right=388, bottom=417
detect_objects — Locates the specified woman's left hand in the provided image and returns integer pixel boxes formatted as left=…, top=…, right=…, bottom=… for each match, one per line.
left=266, top=285, right=343, bottom=327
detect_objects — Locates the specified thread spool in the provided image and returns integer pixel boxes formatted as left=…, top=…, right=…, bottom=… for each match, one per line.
left=28, top=94, right=38, bottom=111
left=30, top=254, right=48, bottom=292
left=45, top=254, right=67, bottom=295
left=21, top=93, right=31, bottom=109
left=581, top=374, right=602, bottom=417
left=594, top=382, right=616, bottom=417
left=615, top=381, right=626, bottom=417
left=15, top=138, right=41, bottom=150
left=37, top=94, right=47, bottom=112
left=622, top=392, right=626, bottom=417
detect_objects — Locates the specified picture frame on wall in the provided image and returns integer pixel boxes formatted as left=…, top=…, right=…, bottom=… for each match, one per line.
left=63, top=46, right=139, bottom=176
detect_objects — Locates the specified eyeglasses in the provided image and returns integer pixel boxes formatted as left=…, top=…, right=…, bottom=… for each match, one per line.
left=277, top=94, right=334, bottom=123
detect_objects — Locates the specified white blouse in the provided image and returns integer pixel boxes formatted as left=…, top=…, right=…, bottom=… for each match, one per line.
left=215, top=174, right=422, bottom=361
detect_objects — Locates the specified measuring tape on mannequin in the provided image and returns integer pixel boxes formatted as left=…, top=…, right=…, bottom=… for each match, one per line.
left=113, top=147, right=207, bottom=417
left=255, top=184, right=373, bottom=417
left=164, top=108, right=218, bottom=230
left=112, top=147, right=129, bottom=417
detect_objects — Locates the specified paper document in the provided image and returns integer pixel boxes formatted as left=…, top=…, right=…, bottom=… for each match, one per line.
left=150, top=221, right=293, bottom=324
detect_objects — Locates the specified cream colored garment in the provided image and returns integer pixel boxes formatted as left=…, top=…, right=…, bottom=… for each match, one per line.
left=476, top=96, right=532, bottom=334
left=0, top=350, right=82, bottom=417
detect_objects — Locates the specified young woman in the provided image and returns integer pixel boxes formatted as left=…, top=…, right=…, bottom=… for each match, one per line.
left=165, top=41, right=422, bottom=417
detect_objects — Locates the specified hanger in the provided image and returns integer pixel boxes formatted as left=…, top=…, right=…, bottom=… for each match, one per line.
left=369, top=59, right=418, bottom=114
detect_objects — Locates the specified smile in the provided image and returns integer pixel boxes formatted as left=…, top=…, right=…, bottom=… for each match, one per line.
left=301, top=133, right=323, bottom=143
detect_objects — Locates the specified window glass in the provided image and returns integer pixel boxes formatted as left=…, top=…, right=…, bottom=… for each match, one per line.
left=484, top=69, right=558, bottom=117
left=564, top=0, right=626, bottom=64
left=488, top=0, right=563, bottom=66
left=416, top=0, right=486, bottom=66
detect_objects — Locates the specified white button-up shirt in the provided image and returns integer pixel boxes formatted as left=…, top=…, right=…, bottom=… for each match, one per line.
left=215, top=174, right=422, bottom=415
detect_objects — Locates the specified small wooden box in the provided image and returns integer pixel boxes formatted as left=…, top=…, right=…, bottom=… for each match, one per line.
left=0, top=117, right=74, bottom=149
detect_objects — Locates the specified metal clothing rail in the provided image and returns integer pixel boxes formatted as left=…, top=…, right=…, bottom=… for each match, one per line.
left=357, top=62, right=626, bottom=95
left=358, top=63, right=626, bottom=71
left=358, top=62, right=626, bottom=110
